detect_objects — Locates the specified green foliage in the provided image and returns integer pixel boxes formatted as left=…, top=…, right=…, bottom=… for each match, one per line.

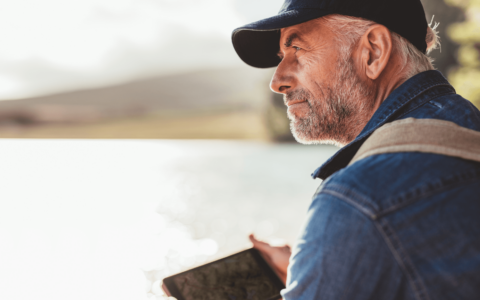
left=446, top=0, right=480, bottom=106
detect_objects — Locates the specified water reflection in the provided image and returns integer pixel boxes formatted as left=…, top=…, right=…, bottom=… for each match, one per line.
left=0, top=140, right=337, bottom=300
left=140, top=141, right=338, bottom=298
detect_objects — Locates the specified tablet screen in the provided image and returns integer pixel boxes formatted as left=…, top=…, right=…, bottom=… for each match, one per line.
left=163, top=248, right=284, bottom=300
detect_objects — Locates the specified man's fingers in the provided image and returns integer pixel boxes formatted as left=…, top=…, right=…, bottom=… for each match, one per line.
left=249, top=234, right=274, bottom=253
left=249, top=234, right=290, bottom=285
left=250, top=234, right=291, bottom=253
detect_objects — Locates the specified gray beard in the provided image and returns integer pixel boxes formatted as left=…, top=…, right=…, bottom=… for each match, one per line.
left=285, top=57, right=374, bottom=146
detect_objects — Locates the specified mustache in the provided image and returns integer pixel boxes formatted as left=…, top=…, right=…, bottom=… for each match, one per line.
left=284, top=89, right=312, bottom=105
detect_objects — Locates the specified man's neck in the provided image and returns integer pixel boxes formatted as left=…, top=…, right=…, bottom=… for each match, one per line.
left=371, top=60, right=411, bottom=112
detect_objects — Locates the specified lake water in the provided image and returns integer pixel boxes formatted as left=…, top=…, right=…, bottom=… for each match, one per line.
left=0, top=140, right=338, bottom=300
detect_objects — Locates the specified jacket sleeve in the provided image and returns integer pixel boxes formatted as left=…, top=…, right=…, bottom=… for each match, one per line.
left=281, top=191, right=413, bottom=300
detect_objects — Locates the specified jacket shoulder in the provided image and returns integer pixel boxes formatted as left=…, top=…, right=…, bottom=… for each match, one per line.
left=321, top=152, right=480, bottom=218
left=406, top=93, right=480, bottom=130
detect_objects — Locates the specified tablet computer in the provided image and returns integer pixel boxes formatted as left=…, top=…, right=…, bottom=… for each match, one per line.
left=162, top=248, right=285, bottom=300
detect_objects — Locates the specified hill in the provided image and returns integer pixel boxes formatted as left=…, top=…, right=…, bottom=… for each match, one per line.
left=0, top=67, right=273, bottom=125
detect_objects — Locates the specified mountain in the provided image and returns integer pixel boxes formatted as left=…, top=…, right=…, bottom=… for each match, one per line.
left=0, top=67, right=273, bottom=125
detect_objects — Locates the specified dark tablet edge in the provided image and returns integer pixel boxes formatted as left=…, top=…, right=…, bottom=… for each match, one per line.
left=161, top=247, right=286, bottom=300
left=250, top=248, right=286, bottom=298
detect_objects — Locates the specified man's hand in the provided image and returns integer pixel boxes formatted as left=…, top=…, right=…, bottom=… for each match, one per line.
left=249, top=234, right=291, bottom=284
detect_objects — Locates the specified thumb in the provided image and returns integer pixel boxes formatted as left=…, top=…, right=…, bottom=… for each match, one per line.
left=249, top=234, right=273, bottom=253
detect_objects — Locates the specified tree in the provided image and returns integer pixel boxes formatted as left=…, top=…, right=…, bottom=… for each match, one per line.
left=446, top=0, right=480, bottom=106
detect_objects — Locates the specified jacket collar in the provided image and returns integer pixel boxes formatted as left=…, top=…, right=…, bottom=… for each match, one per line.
left=312, top=70, right=455, bottom=180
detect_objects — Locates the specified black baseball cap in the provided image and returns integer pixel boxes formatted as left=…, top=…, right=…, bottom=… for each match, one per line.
left=232, top=0, right=428, bottom=68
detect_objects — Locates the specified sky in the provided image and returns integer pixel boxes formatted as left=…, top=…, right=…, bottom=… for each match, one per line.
left=0, top=0, right=283, bottom=99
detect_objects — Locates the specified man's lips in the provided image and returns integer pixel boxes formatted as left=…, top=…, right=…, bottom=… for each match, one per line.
left=286, top=99, right=306, bottom=107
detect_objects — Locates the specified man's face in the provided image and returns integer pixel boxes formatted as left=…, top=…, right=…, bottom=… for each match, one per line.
left=270, top=19, right=375, bottom=146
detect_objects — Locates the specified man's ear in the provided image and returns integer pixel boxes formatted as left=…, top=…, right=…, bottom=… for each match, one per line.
left=358, top=24, right=393, bottom=80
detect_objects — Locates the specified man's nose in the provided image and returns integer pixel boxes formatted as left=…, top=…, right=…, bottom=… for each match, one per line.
left=270, top=61, right=294, bottom=94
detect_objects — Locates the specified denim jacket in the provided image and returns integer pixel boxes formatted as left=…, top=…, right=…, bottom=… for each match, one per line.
left=281, top=71, right=480, bottom=300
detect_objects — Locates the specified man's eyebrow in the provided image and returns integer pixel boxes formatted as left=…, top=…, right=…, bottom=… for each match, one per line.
left=284, top=33, right=305, bottom=48
left=277, top=33, right=305, bottom=59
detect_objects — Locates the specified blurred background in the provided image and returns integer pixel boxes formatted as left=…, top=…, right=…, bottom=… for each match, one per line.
left=0, top=0, right=478, bottom=300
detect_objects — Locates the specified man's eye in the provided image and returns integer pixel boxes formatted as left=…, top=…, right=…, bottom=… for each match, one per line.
left=293, top=46, right=301, bottom=52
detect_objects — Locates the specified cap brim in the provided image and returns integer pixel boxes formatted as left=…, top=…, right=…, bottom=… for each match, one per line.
left=232, top=9, right=331, bottom=68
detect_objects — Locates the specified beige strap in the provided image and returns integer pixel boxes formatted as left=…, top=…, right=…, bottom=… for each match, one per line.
left=349, top=118, right=480, bottom=166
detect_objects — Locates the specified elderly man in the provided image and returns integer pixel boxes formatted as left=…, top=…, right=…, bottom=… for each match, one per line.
left=232, top=0, right=480, bottom=299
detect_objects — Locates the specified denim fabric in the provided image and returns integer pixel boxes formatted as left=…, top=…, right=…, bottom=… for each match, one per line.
left=281, top=70, right=480, bottom=300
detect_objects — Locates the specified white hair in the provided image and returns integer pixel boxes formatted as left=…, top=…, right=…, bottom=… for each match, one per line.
left=318, top=14, right=441, bottom=80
